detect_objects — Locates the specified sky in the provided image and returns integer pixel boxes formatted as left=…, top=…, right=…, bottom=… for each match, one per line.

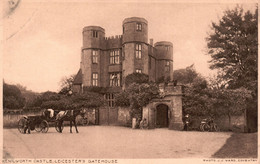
left=2, top=0, right=257, bottom=92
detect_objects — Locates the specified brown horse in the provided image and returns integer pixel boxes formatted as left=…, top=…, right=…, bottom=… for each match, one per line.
left=56, top=109, right=86, bottom=133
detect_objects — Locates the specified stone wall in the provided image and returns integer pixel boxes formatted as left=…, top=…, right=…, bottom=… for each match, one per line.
left=91, top=49, right=101, bottom=86
left=156, top=60, right=165, bottom=80
left=117, top=107, right=131, bottom=127
left=134, top=43, right=149, bottom=75
left=189, top=114, right=246, bottom=132
left=81, top=49, right=92, bottom=86
left=100, top=50, right=109, bottom=87
left=84, top=108, right=98, bottom=125
left=216, top=115, right=246, bottom=132
left=122, top=43, right=135, bottom=84
left=148, top=56, right=156, bottom=82
left=104, top=36, right=122, bottom=49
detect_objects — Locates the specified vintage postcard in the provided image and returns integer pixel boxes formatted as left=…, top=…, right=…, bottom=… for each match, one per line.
left=1, top=0, right=258, bottom=163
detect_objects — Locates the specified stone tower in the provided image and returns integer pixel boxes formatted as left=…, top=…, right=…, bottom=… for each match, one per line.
left=154, top=41, right=173, bottom=81
left=122, top=17, right=149, bottom=84
left=81, top=26, right=105, bottom=87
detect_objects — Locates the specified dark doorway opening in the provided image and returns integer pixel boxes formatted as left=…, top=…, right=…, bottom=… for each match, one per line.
left=156, top=104, right=169, bottom=128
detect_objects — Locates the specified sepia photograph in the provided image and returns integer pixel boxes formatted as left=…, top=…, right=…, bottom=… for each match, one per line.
left=1, top=0, right=258, bottom=163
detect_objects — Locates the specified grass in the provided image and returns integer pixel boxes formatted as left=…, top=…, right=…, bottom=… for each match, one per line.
left=213, top=133, right=258, bottom=158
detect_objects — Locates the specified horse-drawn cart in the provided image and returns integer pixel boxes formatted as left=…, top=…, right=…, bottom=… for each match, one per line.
left=18, top=113, right=63, bottom=133
left=18, top=116, right=49, bottom=133
left=18, top=108, right=88, bottom=134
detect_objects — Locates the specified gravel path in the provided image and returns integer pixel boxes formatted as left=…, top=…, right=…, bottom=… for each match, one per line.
left=3, top=126, right=231, bottom=158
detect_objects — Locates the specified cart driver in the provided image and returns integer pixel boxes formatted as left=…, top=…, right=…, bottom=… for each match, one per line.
left=23, top=116, right=31, bottom=134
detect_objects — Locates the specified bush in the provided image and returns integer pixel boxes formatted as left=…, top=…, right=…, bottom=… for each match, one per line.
left=83, top=86, right=108, bottom=94
left=115, top=91, right=130, bottom=107
left=38, top=92, right=105, bottom=110
left=115, top=82, right=159, bottom=117
left=125, top=73, right=149, bottom=87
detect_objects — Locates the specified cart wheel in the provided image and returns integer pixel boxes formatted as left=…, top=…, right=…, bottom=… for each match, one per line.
left=18, top=118, right=27, bottom=134
left=40, top=120, right=49, bottom=133
left=55, top=121, right=64, bottom=132
left=202, top=124, right=210, bottom=132
left=35, top=124, right=41, bottom=132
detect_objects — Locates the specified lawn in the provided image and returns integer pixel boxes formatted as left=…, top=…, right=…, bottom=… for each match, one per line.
left=213, top=132, right=257, bottom=158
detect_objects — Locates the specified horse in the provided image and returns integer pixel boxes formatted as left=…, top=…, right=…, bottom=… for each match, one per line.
left=56, top=109, right=86, bottom=133
left=42, top=109, right=55, bottom=119
left=42, top=108, right=56, bottom=120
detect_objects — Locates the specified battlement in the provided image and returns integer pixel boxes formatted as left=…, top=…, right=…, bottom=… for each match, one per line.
left=159, top=83, right=183, bottom=96
left=104, top=35, right=122, bottom=40
left=103, top=35, right=122, bottom=49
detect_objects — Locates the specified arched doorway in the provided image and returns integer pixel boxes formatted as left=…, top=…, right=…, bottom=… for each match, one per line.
left=156, top=104, right=169, bottom=128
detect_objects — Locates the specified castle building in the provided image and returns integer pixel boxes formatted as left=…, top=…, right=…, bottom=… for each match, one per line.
left=72, top=17, right=185, bottom=130
left=73, top=17, right=174, bottom=105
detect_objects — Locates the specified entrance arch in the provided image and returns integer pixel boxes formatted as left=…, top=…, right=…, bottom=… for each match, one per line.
left=156, top=104, right=169, bottom=128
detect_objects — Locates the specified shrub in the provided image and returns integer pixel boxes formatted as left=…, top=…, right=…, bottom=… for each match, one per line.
left=125, top=73, right=149, bottom=87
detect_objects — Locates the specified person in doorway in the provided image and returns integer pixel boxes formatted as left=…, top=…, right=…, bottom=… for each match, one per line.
left=183, top=114, right=190, bottom=131
left=208, top=116, right=214, bottom=131
left=136, top=117, right=142, bottom=129
left=140, top=118, right=148, bottom=129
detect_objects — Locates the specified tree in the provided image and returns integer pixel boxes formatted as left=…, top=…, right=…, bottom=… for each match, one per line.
left=156, top=76, right=171, bottom=84
left=3, top=82, right=26, bottom=109
left=207, top=71, right=228, bottom=89
left=26, top=91, right=61, bottom=109
left=183, top=79, right=252, bottom=130
left=59, top=74, right=76, bottom=95
left=115, top=73, right=159, bottom=118
left=115, top=82, right=159, bottom=117
left=182, top=76, right=211, bottom=116
left=40, top=92, right=105, bottom=110
left=206, top=6, right=257, bottom=91
left=206, top=6, right=257, bottom=132
left=173, top=64, right=199, bottom=85
left=124, top=72, right=149, bottom=87
left=70, top=92, right=105, bottom=108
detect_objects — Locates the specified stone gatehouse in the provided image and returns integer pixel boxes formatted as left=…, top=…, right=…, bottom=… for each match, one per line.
left=142, top=83, right=183, bottom=130
left=72, top=16, right=185, bottom=130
